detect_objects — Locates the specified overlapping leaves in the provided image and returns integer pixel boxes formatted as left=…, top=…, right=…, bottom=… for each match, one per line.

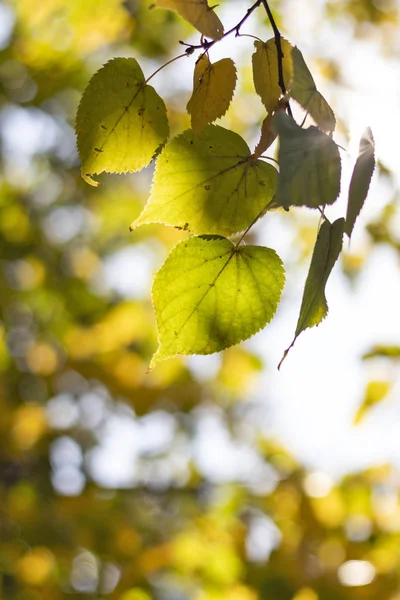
left=75, top=13, right=376, bottom=367
left=131, top=125, right=278, bottom=236
left=252, top=38, right=293, bottom=113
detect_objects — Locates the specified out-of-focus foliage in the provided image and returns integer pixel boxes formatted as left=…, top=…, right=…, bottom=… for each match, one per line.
left=1, top=0, right=400, bottom=598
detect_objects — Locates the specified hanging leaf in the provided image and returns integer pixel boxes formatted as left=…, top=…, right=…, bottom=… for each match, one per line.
left=150, top=235, right=285, bottom=367
left=252, top=38, right=293, bottom=114
left=76, top=58, right=169, bottom=186
left=253, top=113, right=279, bottom=158
left=345, top=128, right=375, bottom=238
left=152, top=0, right=224, bottom=40
left=290, top=47, right=336, bottom=133
left=354, top=380, right=392, bottom=425
left=278, top=217, right=345, bottom=368
left=274, top=111, right=341, bottom=210
left=130, top=125, right=278, bottom=236
left=187, top=55, right=237, bottom=135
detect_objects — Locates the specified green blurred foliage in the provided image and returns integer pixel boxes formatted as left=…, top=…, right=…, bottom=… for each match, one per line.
left=1, top=0, right=400, bottom=598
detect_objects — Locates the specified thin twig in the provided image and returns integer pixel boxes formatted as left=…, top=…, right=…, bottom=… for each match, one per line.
left=145, top=53, right=188, bottom=84
left=260, top=0, right=293, bottom=117
left=235, top=199, right=273, bottom=248
left=179, top=0, right=263, bottom=53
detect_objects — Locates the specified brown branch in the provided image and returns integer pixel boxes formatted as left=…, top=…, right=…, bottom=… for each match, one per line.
left=179, top=0, right=263, bottom=53
left=261, top=0, right=293, bottom=117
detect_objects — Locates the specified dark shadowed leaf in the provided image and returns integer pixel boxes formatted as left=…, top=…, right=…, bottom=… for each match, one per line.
left=274, top=111, right=341, bottom=210
left=279, top=218, right=345, bottom=368
left=345, top=128, right=375, bottom=238
left=290, top=46, right=336, bottom=133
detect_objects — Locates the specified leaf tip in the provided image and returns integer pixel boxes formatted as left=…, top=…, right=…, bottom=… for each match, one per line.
left=81, top=171, right=101, bottom=187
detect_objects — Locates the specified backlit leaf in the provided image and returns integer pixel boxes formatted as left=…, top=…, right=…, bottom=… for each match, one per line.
left=253, top=113, right=278, bottom=158
left=187, top=55, right=237, bottom=135
left=76, top=58, right=169, bottom=186
left=152, top=0, right=224, bottom=40
left=151, top=235, right=285, bottom=367
left=274, top=111, right=341, bottom=210
left=130, top=125, right=278, bottom=236
left=345, top=128, right=375, bottom=238
left=252, top=38, right=293, bottom=114
left=290, top=46, right=336, bottom=133
left=279, top=218, right=344, bottom=368
left=354, top=380, right=392, bottom=424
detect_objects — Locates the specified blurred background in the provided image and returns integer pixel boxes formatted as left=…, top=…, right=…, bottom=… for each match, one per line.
left=1, top=0, right=400, bottom=598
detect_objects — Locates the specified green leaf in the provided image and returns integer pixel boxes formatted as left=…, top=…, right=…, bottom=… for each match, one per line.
left=152, top=0, right=224, bottom=40
left=151, top=235, right=285, bottom=367
left=252, top=38, right=293, bottom=114
left=187, top=55, right=237, bottom=135
left=279, top=218, right=345, bottom=368
left=76, top=58, right=169, bottom=186
left=345, top=128, right=375, bottom=238
left=274, top=111, right=341, bottom=210
left=354, top=380, right=392, bottom=424
left=130, top=125, right=278, bottom=236
left=290, top=46, right=336, bottom=133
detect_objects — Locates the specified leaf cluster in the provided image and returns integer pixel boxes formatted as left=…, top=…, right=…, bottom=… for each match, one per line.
left=76, top=0, right=376, bottom=368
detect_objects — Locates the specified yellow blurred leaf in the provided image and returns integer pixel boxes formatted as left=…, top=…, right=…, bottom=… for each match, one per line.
left=153, top=0, right=224, bottom=40
left=26, top=341, right=59, bottom=376
left=17, top=547, right=55, bottom=586
left=292, top=588, right=319, bottom=600
left=12, top=404, right=47, bottom=450
left=218, top=347, right=262, bottom=396
left=354, top=380, right=392, bottom=424
left=120, top=589, right=152, bottom=600
left=318, top=539, right=345, bottom=569
left=13, top=0, right=132, bottom=65
left=187, top=55, right=237, bottom=135
left=310, top=489, right=345, bottom=528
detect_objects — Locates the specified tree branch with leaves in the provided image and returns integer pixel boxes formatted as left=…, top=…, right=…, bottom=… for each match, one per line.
left=75, top=0, right=376, bottom=369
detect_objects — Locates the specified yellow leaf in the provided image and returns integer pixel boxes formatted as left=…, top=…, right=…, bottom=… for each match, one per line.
left=187, top=55, right=237, bottom=135
left=17, top=548, right=55, bottom=586
left=12, top=404, right=48, bottom=450
left=252, top=38, right=293, bottom=114
left=354, top=380, right=392, bottom=424
left=252, top=112, right=278, bottom=158
left=292, top=588, right=319, bottom=600
left=153, top=0, right=224, bottom=40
